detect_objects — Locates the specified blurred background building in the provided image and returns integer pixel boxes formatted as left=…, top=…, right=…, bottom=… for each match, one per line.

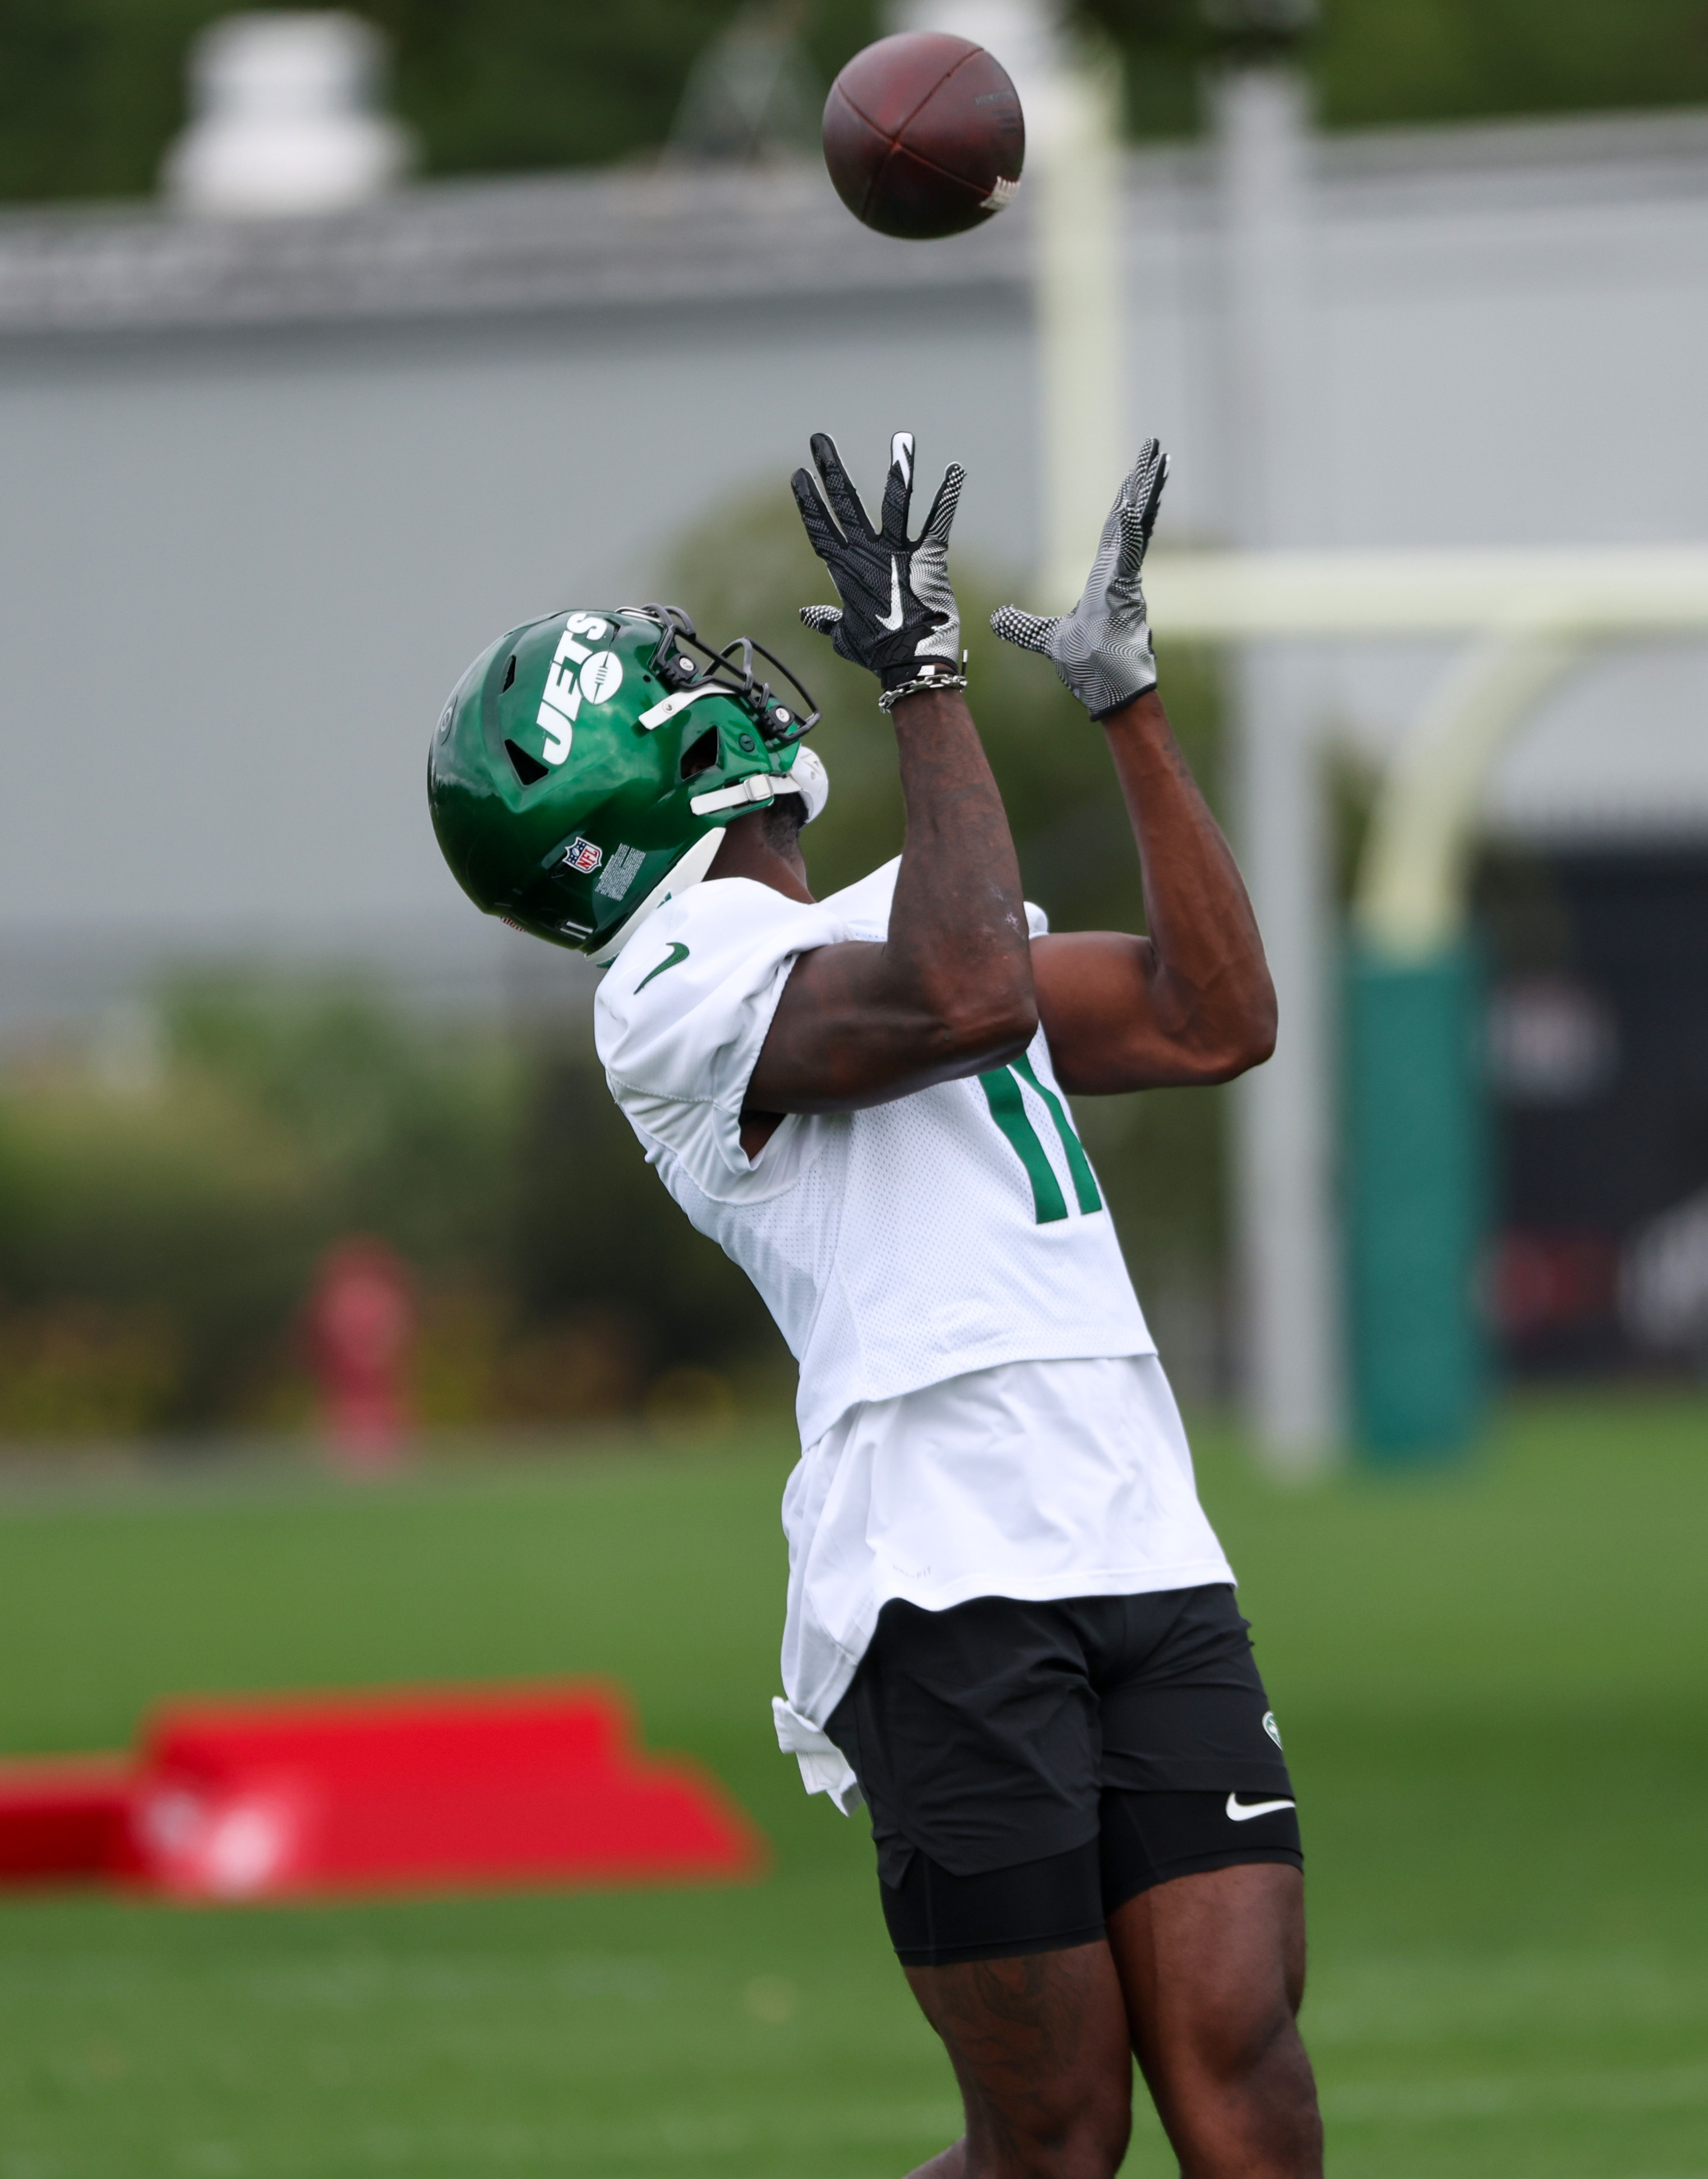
left=1, top=0, right=1706, bottom=1449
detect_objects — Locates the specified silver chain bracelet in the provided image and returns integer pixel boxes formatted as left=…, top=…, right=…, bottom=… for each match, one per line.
left=878, top=669, right=969, bottom=715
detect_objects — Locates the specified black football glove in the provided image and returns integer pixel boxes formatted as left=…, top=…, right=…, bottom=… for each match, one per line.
left=792, top=431, right=964, bottom=692
left=991, top=439, right=1169, bottom=717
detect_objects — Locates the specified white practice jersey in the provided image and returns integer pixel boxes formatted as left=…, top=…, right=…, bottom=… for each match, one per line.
left=596, top=860, right=1152, bottom=1446
left=594, top=858, right=1234, bottom=1803
left=772, top=1355, right=1234, bottom=1811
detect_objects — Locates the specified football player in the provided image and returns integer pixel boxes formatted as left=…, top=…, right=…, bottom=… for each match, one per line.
left=430, top=432, right=1322, bottom=2179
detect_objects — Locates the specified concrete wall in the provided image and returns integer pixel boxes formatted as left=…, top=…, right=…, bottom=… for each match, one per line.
left=0, top=306, right=1035, bottom=948
left=0, top=110, right=1705, bottom=1005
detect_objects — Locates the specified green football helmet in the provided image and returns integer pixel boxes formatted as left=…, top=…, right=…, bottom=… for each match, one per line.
left=428, top=603, right=827, bottom=965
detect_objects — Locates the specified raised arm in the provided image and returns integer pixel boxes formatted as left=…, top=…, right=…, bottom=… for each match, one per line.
left=991, top=441, right=1275, bottom=1095
left=747, top=685, right=1036, bottom=1112
left=1031, top=688, right=1274, bottom=1091
left=742, top=431, right=1037, bottom=1121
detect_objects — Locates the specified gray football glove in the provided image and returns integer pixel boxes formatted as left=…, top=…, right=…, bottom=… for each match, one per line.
left=991, top=440, right=1169, bottom=717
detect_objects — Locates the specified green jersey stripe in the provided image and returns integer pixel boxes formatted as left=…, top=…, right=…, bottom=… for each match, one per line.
left=1012, top=1054, right=1104, bottom=1215
left=978, top=1067, right=1069, bottom=1224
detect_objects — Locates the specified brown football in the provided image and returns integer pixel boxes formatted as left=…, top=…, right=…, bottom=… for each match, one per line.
left=822, top=32, right=1025, bottom=242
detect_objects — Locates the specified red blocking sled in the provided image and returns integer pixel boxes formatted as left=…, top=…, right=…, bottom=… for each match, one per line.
left=0, top=1682, right=765, bottom=1901
left=0, top=1756, right=135, bottom=1882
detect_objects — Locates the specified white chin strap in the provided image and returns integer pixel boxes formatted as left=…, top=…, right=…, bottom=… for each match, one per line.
left=789, top=745, right=830, bottom=822
left=688, top=744, right=829, bottom=824
left=592, top=747, right=830, bottom=968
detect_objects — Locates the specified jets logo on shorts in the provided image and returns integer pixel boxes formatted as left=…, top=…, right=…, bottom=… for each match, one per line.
left=1262, top=1710, right=1283, bottom=1750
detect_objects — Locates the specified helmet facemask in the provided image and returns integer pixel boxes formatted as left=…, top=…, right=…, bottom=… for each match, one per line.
left=624, top=604, right=819, bottom=750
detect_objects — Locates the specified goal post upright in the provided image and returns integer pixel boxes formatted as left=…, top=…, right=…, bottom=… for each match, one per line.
left=1146, top=545, right=1708, bottom=1459
left=1209, top=21, right=1343, bottom=1477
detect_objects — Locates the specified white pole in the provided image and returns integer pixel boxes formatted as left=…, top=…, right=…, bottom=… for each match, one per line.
left=1211, top=63, right=1341, bottom=1473
left=1033, top=49, right=1126, bottom=606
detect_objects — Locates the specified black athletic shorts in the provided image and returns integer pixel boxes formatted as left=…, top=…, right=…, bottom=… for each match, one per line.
left=824, top=1584, right=1301, bottom=1966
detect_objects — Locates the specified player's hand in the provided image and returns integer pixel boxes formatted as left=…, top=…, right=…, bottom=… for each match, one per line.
left=793, top=431, right=964, bottom=692
left=991, top=440, right=1169, bottom=717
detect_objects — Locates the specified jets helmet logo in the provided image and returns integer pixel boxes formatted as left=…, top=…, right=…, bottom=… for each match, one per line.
left=580, top=650, right=624, bottom=704
left=535, top=613, right=625, bottom=766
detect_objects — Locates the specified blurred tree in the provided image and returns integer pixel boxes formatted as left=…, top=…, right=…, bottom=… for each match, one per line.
left=0, top=1043, right=321, bottom=1431
left=2, top=0, right=1707, bottom=204
left=0, top=974, right=524, bottom=1434
left=1309, top=0, right=1708, bottom=131
left=510, top=1020, right=784, bottom=1396
left=0, top=1, right=205, bottom=201
left=165, top=972, right=520, bottom=1275
left=667, top=0, right=827, bottom=163
left=1084, top=0, right=1708, bottom=135
left=0, top=0, right=878, bottom=201
left=367, top=0, right=876, bottom=179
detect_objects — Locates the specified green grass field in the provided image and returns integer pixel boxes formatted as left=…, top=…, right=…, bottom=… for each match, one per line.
left=0, top=1395, right=1704, bottom=2179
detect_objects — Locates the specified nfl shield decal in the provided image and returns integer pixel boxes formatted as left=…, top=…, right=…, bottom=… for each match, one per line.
left=560, top=836, right=604, bottom=875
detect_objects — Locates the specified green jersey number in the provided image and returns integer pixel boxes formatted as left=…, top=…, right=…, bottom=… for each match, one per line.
left=978, top=1055, right=1103, bottom=1224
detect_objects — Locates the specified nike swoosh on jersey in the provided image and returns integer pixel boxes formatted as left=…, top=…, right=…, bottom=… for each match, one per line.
left=635, top=941, right=690, bottom=992
left=876, top=557, right=906, bottom=632
left=1225, top=1793, right=1296, bottom=1822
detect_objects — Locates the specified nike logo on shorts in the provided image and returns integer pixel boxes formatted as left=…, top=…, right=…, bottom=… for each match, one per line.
left=1225, top=1793, right=1295, bottom=1822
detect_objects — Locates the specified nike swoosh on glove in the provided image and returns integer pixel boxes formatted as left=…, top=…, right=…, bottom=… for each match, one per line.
left=793, top=430, right=963, bottom=691
left=991, top=440, right=1169, bottom=717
